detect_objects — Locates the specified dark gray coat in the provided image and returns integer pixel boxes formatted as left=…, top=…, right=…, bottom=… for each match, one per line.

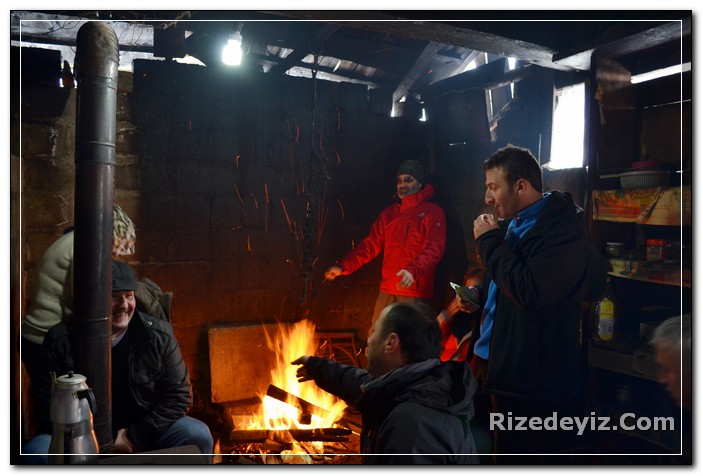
left=303, top=357, right=480, bottom=464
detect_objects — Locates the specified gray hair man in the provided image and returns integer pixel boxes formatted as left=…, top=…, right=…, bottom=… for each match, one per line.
left=651, top=314, right=691, bottom=409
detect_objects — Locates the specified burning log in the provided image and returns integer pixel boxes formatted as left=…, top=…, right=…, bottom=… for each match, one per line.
left=225, top=386, right=353, bottom=445
left=266, top=384, right=330, bottom=424
left=230, top=427, right=351, bottom=443
left=266, top=384, right=361, bottom=433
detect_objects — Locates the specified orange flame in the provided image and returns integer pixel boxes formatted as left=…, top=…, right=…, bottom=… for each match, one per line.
left=247, top=320, right=347, bottom=431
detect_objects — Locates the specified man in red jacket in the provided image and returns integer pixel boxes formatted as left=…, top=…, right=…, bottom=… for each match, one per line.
left=324, top=159, right=446, bottom=336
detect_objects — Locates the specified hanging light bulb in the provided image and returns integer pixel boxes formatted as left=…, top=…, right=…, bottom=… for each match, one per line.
left=222, top=31, right=243, bottom=66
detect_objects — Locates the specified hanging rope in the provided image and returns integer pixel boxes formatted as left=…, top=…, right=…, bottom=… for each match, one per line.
left=301, top=51, right=323, bottom=307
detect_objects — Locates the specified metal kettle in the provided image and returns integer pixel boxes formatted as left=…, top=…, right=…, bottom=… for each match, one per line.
left=48, top=371, right=99, bottom=464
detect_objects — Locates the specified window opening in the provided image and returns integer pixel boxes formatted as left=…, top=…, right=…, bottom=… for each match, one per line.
left=547, top=82, right=585, bottom=170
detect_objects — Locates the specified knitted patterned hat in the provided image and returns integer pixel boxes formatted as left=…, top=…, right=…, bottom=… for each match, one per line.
left=113, top=205, right=136, bottom=256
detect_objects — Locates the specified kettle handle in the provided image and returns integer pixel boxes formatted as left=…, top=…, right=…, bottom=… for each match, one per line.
left=76, top=388, right=98, bottom=416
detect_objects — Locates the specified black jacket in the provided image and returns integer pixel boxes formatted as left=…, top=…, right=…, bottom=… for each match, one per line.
left=34, top=311, right=192, bottom=450
left=304, top=357, right=480, bottom=464
left=475, top=191, right=602, bottom=402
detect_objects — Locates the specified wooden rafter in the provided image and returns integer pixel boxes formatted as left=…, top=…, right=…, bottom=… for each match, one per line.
left=266, top=24, right=341, bottom=75
left=392, top=41, right=444, bottom=105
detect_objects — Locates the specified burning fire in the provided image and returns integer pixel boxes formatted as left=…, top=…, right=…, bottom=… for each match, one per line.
left=246, top=319, right=347, bottom=431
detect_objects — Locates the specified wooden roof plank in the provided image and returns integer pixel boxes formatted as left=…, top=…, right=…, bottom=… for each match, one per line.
left=267, top=24, right=341, bottom=75
left=392, top=41, right=443, bottom=104
left=553, top=19, right=690, bottom=70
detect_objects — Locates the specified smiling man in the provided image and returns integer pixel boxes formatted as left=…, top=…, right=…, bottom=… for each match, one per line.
left=324, top=159, right=446, bottom=337
left=23, top=260, right=213, bottom=463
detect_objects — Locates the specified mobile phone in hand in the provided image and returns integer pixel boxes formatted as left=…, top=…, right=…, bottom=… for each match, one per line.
left=450, top=282, right=480, bottom=307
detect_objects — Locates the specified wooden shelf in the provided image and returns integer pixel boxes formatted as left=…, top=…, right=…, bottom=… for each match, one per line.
left=592, top=186, right=691, bottom=226
left=588, top=340, right=658, bottom=381
left=608, top=271, right=691, bottom=289
left=608, top=258, right=691, bottom=288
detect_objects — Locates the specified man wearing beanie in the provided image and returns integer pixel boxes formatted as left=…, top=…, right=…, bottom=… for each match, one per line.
left=325, top=159, right=446, bottom=337
left=20, top=205, right=136, bottom=389
left=23, top=260, right=213, bottom=463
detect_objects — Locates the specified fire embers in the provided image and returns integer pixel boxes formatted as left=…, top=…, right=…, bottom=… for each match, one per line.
left=228, top=433, right=361, bottom=464
left=256, top=319, right=348, bottom=430
left=221, top=320, right=359, bottom=464
left=225, top=401, right=360, bottom=463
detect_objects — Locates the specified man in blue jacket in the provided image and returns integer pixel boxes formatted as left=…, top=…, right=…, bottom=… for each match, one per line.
left=471, top=144, right=604, bottom=462
left=292, top=301, right=479, bottom=464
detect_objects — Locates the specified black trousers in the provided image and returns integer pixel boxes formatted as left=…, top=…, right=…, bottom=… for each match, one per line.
left=20, top=336, right=44, bottom=388
left=490, top=393, right=588, bottom=464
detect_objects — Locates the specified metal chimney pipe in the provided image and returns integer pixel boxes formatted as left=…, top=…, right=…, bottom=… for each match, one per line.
left=73, top=21, right=119, bottom=453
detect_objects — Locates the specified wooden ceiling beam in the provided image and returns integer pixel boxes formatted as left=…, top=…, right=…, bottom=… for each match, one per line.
left=553, top=19, right=691, bottom=70
left=266, top=24, right=341, bottom=75
left=312, top=37, right=418, bottom=72
left=456, top=50, right=482, bottom=71
left=264, top=11, right=571, bottom=71
left=10, top=11, right=154, bottom=52
left=248, top=53, right=389, bottom=88
left=392, top=41, right=444, bottom=104
left=422, top=57, right=535, bottom=99
left=418, top=50, right=482, bottom=88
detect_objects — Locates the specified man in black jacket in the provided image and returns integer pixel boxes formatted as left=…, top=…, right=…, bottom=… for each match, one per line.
left=22, top=260, right=213, bottom=463
left=292, top=301, right=479, bottom=464
left=472, top=144, right=604, bottom=462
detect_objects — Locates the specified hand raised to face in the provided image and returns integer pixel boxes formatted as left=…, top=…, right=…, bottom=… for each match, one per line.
left=473, top=213, right=498, bottom=239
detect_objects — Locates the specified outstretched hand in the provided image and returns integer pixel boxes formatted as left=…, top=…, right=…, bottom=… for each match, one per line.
left=291, top=355, right=312, bottom=382
left=324, top=266, right=342, bottom=282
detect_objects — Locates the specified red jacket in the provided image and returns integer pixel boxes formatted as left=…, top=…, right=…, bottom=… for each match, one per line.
left=339, top=184, right=446, bottom=299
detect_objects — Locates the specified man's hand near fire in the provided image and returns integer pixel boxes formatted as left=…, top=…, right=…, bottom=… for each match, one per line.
left=292, top=355, right=312, bottom=382
left=323, top=266, right=342, bottom=282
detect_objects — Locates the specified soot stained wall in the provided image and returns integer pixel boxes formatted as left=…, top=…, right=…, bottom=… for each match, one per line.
left=131, top=60, right=430, bottom=401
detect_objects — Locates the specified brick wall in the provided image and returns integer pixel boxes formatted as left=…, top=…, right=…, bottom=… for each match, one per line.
left=130, top=59, right=430, bottom=403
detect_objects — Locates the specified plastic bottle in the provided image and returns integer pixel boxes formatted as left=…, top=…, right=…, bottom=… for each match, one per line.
left=594, top=277, right=616, bottom=342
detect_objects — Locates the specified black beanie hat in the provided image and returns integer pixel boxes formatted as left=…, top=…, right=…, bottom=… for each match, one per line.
left=396, top=160, right=426, bottom=184
left=112, top=260, right=139, bottom=292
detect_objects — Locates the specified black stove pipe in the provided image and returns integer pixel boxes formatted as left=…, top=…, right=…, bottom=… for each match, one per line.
left=73, top=22, right=119, bottom=453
